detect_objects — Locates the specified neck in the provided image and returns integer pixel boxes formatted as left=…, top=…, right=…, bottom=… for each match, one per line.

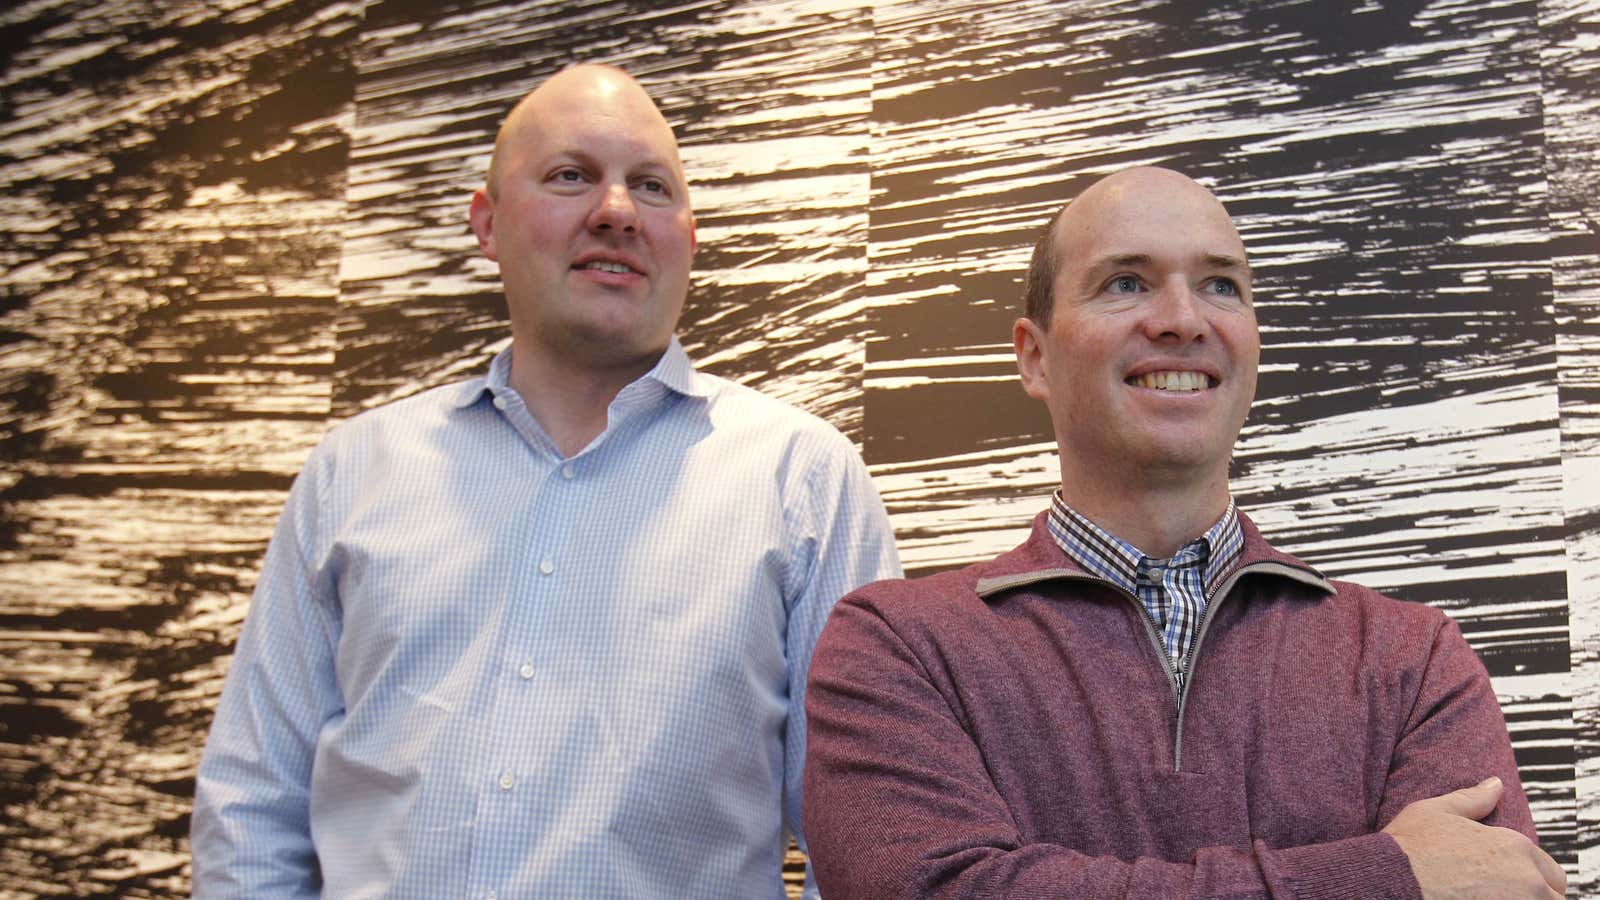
left=507, top=341, right=659, bottom=458
left=1057, top=463, right=1232, bottom=558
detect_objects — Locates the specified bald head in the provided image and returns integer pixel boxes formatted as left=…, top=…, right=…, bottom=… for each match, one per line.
left=486, top=64, right=685, bottom=200
left=1023, top=167, right=1246, bottom=325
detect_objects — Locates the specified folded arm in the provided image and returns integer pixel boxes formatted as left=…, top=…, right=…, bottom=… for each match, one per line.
left=1376, top=617, right=1561, bottom=897
left=802, top=597, right=1550, bottom=899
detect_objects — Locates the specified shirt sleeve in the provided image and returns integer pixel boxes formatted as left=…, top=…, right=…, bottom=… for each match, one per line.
left=190, top=442, right=342, bottom=898
left=803, top=595, right=1435, bottom=900
left=781, top=431, right=902, bottom=899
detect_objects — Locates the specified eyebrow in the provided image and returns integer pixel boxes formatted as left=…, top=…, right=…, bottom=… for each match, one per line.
left=1089, top=252, right=1251, bottom=276
left=1203, top=253, right=1250, bottom=275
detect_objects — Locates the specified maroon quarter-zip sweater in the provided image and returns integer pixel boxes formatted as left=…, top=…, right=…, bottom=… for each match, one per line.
left=803, top=511, right=1536, bottom=899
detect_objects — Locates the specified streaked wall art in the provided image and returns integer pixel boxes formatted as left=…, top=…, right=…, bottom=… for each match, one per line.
left=2, top=0, right=1596, bottom=895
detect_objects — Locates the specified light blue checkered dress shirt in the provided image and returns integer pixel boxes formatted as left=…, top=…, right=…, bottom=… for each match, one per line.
left=191, top=337, right=901, bottom=899
left=1045, top=493, right=1243, bottom=693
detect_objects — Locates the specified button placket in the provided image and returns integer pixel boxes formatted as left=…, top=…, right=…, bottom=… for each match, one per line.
left=538, top=462, right=576, bottom=576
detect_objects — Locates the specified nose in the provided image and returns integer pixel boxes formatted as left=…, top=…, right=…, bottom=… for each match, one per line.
left=1142, top=279, right=1206, bottom=344
left=588, top=182, right=638, bottom=235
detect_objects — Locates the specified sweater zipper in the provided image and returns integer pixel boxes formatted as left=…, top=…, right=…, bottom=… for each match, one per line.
left=1169, top=560, right=1328, bottom=771
left=1170, top=570, right=1240, bottom=772
left=1115, top=586, right=1189, bottom=769
left=1063, top=564, right=1320, bottom=773
left=1008, top=562, right=1327, bottom=773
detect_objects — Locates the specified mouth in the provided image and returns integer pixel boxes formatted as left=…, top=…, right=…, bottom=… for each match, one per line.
left=1126, top=370, right=1215, bottom=392
left=573, top=259, right=641, bottom=276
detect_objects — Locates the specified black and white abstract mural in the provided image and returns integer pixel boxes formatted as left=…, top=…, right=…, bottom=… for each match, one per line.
left=1, top=0, right=1596, bottom=895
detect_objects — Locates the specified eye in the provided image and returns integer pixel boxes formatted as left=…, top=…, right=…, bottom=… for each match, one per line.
left=632, top=176, right=674, bottom=202
left=548, top=167, right=588, bottom=186
left=1207, top=277, right=1242, bottom=297
left=1107, top=274, right=1143, bottom=294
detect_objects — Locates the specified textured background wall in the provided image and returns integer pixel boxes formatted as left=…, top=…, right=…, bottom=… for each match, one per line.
left=1, top=0, right=1597, bottom=896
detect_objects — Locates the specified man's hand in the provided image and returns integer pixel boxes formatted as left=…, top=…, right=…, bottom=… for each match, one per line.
left=1383, top=777, right=1566, bottom=899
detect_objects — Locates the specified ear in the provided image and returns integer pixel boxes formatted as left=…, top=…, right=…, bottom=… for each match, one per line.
left=469, top=188, right=498, bottom=261
left=1014, top=316, right=1051, bottom=402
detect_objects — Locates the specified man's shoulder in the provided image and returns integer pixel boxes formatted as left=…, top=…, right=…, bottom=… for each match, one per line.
left=1239, top=516, right=1455, bottom=635
left=305, top=377, right=485, bottom=473
left=696, top=371, right=849, bottom=438
left=838, top=530, right=1046, bottom=623
left=327, top=378, right=481, bottom=438
left=815, top=528, right=1071, bottom=678
left=688, top=372, right=866, bottom=481
left=280, top=376, right=499, bottom=536
left=822, top=568, right=979, bottom=663
left=1320, top=574, right=1455, bottom=637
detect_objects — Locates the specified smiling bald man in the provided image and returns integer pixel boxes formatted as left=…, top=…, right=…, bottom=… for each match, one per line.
left=191, top=64, right=899, bottom=898
left=802, top=167, right=1563, bottom=899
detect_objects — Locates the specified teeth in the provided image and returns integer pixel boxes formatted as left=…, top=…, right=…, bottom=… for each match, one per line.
left=579, top=261, right=632, bottom=274
left=1132, top=370, right=1209, bottom=392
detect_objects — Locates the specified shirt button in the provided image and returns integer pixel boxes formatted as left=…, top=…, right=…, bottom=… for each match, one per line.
left=561, top=464, right=575, bottom=480
left=539, top=558, right=554, bottom=575
left=487, top=892, right=497, bottom=900
left=499, top=771, right=514, bottom=791
left=492, top=396, right=506, bottom=410
left=519, top=662, right=535, bottom=680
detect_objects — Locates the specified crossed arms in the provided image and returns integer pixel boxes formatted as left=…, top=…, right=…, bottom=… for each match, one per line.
left=802, top=584, right=1562, bottom=899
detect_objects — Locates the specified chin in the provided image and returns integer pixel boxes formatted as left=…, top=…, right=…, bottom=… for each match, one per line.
left=1133, top=442, right=1231, bottom=479
left=574, top=328, right=671, bottom=366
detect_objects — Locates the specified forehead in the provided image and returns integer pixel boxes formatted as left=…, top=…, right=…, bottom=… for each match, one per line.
left=510, top=84, right=682, bottom=171
left=1056, top=177, right=1246, bottom=274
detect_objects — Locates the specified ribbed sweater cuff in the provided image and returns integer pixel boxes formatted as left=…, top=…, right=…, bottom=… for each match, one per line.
left=1258, top=832, right=1421, bottom=900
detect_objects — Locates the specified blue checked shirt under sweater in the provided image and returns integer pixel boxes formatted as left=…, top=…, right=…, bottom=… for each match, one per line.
left=191, top=336, right=902, bottom=899
left=1045, top=493, right=1243, bottom=693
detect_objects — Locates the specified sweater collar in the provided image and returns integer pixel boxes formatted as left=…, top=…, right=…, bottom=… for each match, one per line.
left=974, top=507, right=1333, bottom=601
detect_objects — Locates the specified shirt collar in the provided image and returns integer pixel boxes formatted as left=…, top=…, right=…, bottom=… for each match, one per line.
left=1045, top=495, right=1142, bottom=596
left=1200, top=499, right=1244, bottom=590
left=647, top=335, right=715, bottom=399
left=449, top=334, right=715, bottom=411
left=976, top=507, right=1332, bottom=601
left=1045, top=492, right=1243, bottom=596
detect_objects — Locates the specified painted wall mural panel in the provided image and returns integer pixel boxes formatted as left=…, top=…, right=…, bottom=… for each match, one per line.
left=0, top=1, right=359, bottom=894
left=1, top=0, right=1596, bottom=895
left=1543, top=0, right=1600, bottom=883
